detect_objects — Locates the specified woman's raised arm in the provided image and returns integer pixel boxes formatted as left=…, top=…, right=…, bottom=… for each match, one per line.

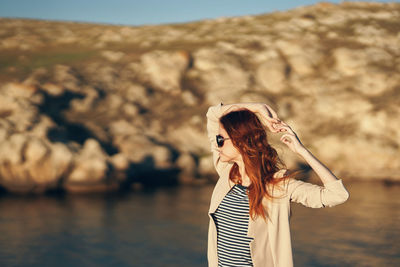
left=275, top=121, right=350, bottom=207
left=206, top=103, right=230, bottom=177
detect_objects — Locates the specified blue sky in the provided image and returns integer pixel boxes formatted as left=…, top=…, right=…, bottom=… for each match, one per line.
left=0, top=0, right=395, bottom=26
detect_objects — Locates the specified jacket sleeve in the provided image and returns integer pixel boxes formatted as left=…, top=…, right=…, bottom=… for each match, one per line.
left=288, top=177, right=350, bottom=208
left=206, top=103, right=232, bottom=177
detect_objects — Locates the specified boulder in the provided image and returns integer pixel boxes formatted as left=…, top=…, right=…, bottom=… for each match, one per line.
left=0, top=135, right=73, bottom=193
left=64, top=139, right=117, bottom=192
left=190, top=47, right=250, bottom=103
left=132, top=50, right=191, bottom=93
left=255, top=58, right=288, bottom=94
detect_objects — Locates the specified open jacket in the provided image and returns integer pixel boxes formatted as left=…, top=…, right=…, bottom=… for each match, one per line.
left=206, top=103, right=350, bottom=267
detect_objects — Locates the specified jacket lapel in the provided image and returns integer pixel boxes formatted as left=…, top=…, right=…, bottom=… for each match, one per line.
left=208, top=175, right=235, bottom=214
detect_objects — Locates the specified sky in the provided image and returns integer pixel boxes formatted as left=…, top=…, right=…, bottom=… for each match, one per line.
left=0, top=0, right=396, bottom=26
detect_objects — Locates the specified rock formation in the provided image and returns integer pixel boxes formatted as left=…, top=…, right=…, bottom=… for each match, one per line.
left=0, top=2, right=399, bottom=193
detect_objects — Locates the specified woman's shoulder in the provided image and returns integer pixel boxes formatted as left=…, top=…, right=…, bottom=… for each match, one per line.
left=263, top=169, right=292, bottom=200
left=266, top=169, right=291, bottom=191
left=273, top=169, right=315, bottom=195
left=273, top=169, right=289, bottom=179
left=271, top=169, right=299, bottom=192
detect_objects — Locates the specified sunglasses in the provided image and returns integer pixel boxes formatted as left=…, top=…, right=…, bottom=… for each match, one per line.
left=216, top=135, right=230, bottom=147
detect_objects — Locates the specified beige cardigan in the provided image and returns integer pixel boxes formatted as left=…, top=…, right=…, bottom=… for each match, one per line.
left=206, top=103, right=350, bottom=267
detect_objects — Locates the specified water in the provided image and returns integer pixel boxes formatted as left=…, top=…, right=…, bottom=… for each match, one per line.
left=0, top=181, right=399, bottom=267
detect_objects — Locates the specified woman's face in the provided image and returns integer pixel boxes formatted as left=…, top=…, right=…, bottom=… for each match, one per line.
left=218, top=123, right=242, bottom=163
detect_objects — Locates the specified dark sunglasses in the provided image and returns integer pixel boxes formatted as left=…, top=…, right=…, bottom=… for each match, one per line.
left=216, top=135, right=230, bottom=148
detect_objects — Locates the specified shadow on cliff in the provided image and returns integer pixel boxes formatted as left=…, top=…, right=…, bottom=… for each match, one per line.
left=38, top=90, right=118, bottom=155
left=119, top=155, right=181, bottom=192
left=33, top=90, right=181, bottom=194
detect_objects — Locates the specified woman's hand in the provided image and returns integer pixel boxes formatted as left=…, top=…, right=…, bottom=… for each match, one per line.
left=246, top=103, right=282, bottom=133
left=276, top=121, right=306, bottom=154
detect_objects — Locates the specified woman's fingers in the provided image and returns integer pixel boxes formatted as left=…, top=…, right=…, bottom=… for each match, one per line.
left=280, top=134, right=293, bottom=144
left=264, top=114, right=280, bottom=123
left=275, top=123, right=294, bottom=134
left=258, top=103, right=283, bottom=133
left=267, top=123, right=280, bottom=133
left=262, top=116, right=281, bottom=132
left=264, top=104, right=279, bottom=119
left=264, top=119, right=283, bottom=133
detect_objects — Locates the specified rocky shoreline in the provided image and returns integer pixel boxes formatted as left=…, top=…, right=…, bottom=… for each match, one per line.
left=0, top=2, right=399, bottom=193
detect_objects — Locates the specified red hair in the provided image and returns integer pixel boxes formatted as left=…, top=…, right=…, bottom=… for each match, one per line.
left=219, top=108, right=301, bottom=221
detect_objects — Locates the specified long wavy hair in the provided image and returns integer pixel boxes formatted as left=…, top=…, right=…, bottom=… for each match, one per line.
left=219, top=108, right=302, bottom=221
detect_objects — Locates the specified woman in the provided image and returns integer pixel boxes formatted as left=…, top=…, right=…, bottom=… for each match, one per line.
left=206, top=102, right=349, bottom=267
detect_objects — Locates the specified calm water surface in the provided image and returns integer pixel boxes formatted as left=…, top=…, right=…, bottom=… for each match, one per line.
left=0, top=181, right=399, bottom=267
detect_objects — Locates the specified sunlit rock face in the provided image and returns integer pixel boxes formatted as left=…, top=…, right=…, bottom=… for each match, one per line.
left=0, top=2, right=399, bottom=193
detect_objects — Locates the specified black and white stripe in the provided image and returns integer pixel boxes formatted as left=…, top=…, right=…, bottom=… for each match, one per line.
left=211, top=184, right=254, bottom=267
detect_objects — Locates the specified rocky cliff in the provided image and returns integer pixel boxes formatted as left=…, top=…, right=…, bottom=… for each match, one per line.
left=0, top=1, right=399, bottom=193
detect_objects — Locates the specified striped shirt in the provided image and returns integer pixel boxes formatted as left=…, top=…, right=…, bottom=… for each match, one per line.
left=211, top=184, right=254, bottom=267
